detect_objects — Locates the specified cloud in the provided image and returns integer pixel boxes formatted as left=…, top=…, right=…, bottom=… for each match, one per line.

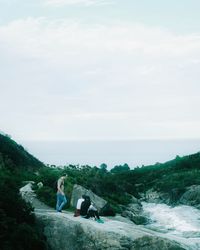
left=44, top=0, right=114, bottom=7
left=0, top=17, right=200, bottom=140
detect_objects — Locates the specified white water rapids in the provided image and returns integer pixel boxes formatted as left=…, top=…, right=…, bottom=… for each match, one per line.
left=142, top=202, right=200, bottom=249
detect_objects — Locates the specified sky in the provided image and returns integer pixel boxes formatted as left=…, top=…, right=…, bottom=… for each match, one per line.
left=1, top=0, right=200, bottom=145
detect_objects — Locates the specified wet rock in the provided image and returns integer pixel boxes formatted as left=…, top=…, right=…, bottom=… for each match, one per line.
left=145, top=189, right=163, bottom=203
left=120, top=195, right=148, bottom=225
left=179, top=185, right=200, bottom=208
left=121, top=210, right=148, bottom=225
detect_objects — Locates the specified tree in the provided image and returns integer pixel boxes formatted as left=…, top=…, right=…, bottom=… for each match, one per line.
left=100, top=163, right=107, bottom=171
left=110, top=164, right=130, bottom=174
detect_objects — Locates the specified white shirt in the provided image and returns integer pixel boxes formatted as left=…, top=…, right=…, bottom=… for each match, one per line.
left=76, top=198, right=84, bottom=209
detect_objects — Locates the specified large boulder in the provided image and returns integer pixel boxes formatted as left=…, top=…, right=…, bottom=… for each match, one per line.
left=121, top=210, right=148, bottom=225
left=121, top=195, right=148, bottom=225
left=179, top=185, right=200, bottom=208
left=70, top=184, right=107, bottom=210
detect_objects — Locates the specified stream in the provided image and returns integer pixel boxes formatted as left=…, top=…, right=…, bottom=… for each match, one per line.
left=142, top=202, right=200, bottom=249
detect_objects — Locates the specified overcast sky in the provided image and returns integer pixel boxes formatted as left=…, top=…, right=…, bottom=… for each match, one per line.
left=1, top=0, right=200, bottom=142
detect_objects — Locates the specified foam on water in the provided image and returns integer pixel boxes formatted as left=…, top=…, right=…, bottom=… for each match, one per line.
left=143, top=202, right=200, bottom=235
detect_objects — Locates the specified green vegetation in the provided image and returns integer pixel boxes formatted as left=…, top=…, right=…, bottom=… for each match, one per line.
left=1, top=131, right=200, bottom=248
left=35, top=153, right=200, bottom=210
left=0, top=133, right=47, bottom=250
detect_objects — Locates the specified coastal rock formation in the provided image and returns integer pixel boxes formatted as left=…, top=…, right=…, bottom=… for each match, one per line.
left=20, top=183, right=187, bottom=250
left=179, top=185, right=200, bottom=208
left=36, top=211, right=186, bottom=250
left=121, top=196, right=148, bottom=225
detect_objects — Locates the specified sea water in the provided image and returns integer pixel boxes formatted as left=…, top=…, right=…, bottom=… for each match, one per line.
left=20, top=139, right=200, bottom=169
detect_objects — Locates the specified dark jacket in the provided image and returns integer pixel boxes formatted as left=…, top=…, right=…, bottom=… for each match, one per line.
left=80, top=196, right=91, bottom=216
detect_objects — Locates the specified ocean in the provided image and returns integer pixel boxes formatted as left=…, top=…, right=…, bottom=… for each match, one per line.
left=20, top=139, right=200, bottom=169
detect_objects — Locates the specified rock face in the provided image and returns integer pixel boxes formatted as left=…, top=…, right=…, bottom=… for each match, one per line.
left=144, top=189, right=171, bottom=205
left=145, top=189, right=163, bottom=203
left=179, top=185, right=200, bottom=208
left=121, top=196, right=148, bottom=225
left=20, top=182, right=50, bottom=210
left=36, top=211, right=186, bottom=250
left=70, top=184, right=107, bottom=210
left=20, top=183, right=187, bottom=250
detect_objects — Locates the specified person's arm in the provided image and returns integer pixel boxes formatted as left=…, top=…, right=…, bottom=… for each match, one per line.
left=57, top=179, right=64, bottom=195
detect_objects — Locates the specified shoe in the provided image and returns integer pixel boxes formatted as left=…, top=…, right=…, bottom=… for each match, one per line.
left=96, top=218, right=104, bottom=223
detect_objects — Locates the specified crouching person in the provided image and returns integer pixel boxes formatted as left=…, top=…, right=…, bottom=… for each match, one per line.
left=74, top=195, right=85, bottom=217
left=80, top=195, right=104, bottom=223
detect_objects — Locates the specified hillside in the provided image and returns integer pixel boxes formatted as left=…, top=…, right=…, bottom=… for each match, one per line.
left=35, top=150, right=200, bottom=211
left=0, top=133, right=47, bottom=250
left=0, top=133, right=45, bottom=171
left=1, top=132, right=200, bottom=249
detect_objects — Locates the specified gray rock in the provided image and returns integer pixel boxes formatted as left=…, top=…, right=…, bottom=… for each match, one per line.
left=121, top=210, right=148, bottom=225
left=145, top=189, right=163, bottom=203
left=70, top=184, right=107, bottom=210
left=37, top=182, right=43, bottom=189
left=179, top=185, right=200, bottom=207
left=127, top=203, right=142, bottom=214
left=21, top=183, right=187, bottom=250
left=35, top=211, right=186, bottom=250
left=130, top=195, right=142, bottom=205
left=20, top=182, right=50, bottom=210
left=120, top=195, right=148, bottom=225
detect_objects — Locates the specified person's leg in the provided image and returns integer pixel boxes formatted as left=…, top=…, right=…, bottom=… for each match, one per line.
left=58, top=195, right=67, bottom=211
left=74, top=209, right=80, bottom=217
left=56, top=193, right=61, bottom=211
left=87, top=210, right=93, bottom=219
left=94, top=211, right=100, bottom=220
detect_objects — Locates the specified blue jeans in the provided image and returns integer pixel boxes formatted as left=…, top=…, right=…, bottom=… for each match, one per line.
left=56, top=192, right=67, bottom=212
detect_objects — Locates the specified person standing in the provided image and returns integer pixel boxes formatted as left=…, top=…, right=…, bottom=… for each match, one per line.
left=56, top=174, right=68, bottom=212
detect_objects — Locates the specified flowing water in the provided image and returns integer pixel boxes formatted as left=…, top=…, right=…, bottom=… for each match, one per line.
left=142, top=202, right=200, bottom=249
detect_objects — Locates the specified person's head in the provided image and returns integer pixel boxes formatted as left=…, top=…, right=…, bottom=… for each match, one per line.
left=85, top=195, right=91, bottom=202
left=61, top=174, right=68, bottom=181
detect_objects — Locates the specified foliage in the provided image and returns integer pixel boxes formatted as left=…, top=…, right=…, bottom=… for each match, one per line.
left=0, top=133, right=45, bottom=171
left=34, top=151, right=200, bottom=210
left=2, top=131, right=200, bottom=233
left=0, top=133, right=47, bottom=250
left=0, top=169, right=47, bottom=250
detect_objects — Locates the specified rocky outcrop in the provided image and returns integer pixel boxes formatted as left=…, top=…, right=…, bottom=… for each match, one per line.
left=121, top=196, right=148, bottom=225
left=36, top=211, right=186, bottom=250
left=70, top=184, right=107, bottom=210
left=144, top=189, right=163, bottom=203
left=144, top=189, right=171, bottom=205
left=179, top=185, right=200, bottom=208
left=20, top=182, right=50, bottom=210
left=20, top=183, right=188, bottom=250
